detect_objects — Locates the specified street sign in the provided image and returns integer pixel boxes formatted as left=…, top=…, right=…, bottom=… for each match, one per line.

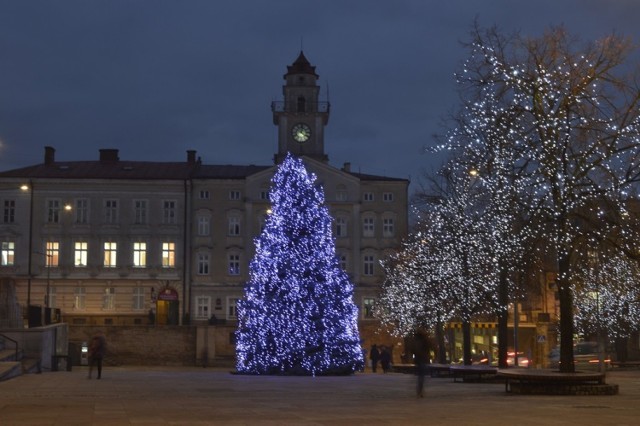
left=537, top=335, right=546, bottom=343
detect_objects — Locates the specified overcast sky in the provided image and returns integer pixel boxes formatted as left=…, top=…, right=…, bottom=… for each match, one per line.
left=1, top=0, right=639, bottom=192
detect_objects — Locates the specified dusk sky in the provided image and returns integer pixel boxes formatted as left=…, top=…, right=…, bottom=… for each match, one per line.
left=1, top=0, right=640, bottom=192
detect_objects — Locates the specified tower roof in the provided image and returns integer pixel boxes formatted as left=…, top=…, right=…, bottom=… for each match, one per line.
left=285, top=51, right=318, bottom=78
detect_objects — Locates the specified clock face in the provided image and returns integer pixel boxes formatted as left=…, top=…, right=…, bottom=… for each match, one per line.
left=292, top=123, right=311, bottom=143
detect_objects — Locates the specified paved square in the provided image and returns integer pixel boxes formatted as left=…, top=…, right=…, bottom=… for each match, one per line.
left=1, top=367, right=640, bottom=425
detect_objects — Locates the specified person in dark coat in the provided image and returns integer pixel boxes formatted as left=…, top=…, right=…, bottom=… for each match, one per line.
left=380, top=346, right=392, bottom=373
left=369, top=344, right=380, bottom=373
left=88, top=330, right=107, bottom=379
left=414, top=332, right=430, bottom=397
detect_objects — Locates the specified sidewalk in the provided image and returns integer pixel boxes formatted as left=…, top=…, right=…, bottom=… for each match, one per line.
left=1, top=366, right=639, bottom=425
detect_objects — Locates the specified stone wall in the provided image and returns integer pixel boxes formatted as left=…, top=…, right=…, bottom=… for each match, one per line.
left=68, top=325, right=198, bottom=366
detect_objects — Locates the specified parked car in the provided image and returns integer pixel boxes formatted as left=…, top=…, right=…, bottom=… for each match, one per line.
left=547, top=342, right=610, bottom=369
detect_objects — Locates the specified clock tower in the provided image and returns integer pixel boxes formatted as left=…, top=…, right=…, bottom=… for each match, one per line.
left=272, top=51, right=330, bottom=163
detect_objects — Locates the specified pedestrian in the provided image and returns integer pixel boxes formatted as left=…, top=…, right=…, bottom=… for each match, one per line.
left=369, top=344, right=380, bottom=373
left=88, top=330, right=107, bottom=379
left=413, top=331, right=430, bottom=397
left=380, top=346, right=392, bottom=373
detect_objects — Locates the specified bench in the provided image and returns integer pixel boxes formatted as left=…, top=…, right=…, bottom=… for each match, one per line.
left=428, top=363, right=452, bottom=377
left=610, top=361, right=640, bottom=369
left=497, top=369, right=616, bottom=395
left=449, top=365, right=498, bottom=382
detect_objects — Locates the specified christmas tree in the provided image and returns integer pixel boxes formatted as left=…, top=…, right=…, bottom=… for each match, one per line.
left=236, top=153, right=363, bottom=375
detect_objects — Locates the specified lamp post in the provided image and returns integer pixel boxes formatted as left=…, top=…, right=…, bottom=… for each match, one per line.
left=20, top=182, right=34, bottom=308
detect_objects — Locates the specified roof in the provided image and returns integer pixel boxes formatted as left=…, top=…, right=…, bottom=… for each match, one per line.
left=285, top=51, right=318, bottom=78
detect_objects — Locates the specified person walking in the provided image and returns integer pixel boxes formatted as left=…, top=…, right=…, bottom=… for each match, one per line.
left=88, top=330, right=107, bottom=379
left=414, top=331, right=430, bottom=397
left=369, top=344, right=380, bottom=373
left=380, top=346, right=392, bottom=373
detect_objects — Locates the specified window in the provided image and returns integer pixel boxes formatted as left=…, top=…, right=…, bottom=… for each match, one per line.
left=74, top=287, right=86, bottom=310
left=162, top=242, right=176, bottom=268
left=47, top=199, right=60, bottom=223
left=103, top=287, right=115, bottom=310
left=104, top=242, right=117, bottom=267
left=197, top=253, right=210, bottom=275
left=229, top=190, right=241, bottom=201
left=48, top=286, right=57, bottom=309
left=227, top=297, right=240, bottom=320
left=132, top=287, right=145, bottom=310
left=260, top=190, right=269, bottom=200
left=363, top=255, right=375, bottom=276
left=74, top=242, right=88, bottom=267
left=383, top=218, right=395, bottom=237
left=75, top=199, right=88, bottom=224
left=228, top=216, right=240, bottom=236
left=45, top=241, right=59, bottom=267
left=3, top=200, right=15, bottom=223
left=163, top=200, right=177, bottom=224
left=1, top=242, right=15, bottom=266
left=363, top=297, right=376, bottom=319
left=297, top=96, right=306, bottom=112
left=104, top=199, right=118, bottom=224
left=196, top=296, right=211, bottom=319
left=228, top=253, right=240, bottom=276
left=134, top=200, right=147, bottom=225
left=363, top=192, right=374, bottom=202
left=335, top=217, right=347, bottom=237
left=383, top=192, right=394, bottom=202
left=198, top=216, right=210, bottom=236
left=363, top=217, right=375, bottom=237
left=199, top=190, right=210, bottom=200
left=339, top=254, right=347, bottom=271
left=133, top=242, right=147, bottom=268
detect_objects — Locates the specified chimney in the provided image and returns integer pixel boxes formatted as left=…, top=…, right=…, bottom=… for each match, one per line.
left=187, top=150, right=196, bottom=164
left=99, top=149, right=119, bottom=164
left=343, top=162, right=351, bottom=173
left=44, top=146, right=55, bottom=165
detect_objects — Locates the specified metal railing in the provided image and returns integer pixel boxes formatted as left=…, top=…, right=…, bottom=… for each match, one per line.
left=0, top=333, right=19, bottom=362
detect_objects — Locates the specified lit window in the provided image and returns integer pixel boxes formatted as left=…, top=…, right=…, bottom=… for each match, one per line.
left=229, top=190, right=241, bottom=201
left=163, top=200, right=177, bottom=224
left=134, top=200, right=147, bottom=225
left=132, top=287, right=145, bottom=310
left=3, top=200, right=15, bottom=223
left=363, top=297, right=376, bottom=319
left=45, top=241, right=59, bottom=267
left=228, top=254, right=240, bottom=276
left=162, top=242, right=176, bottom=268
left=74, top=242, right=88, bottom=267
left=47, top=199, right=61, bottom=223
left=103, top=242, right=117, bottom=267
left=363, top=217, right=375, bottom=237
left=363, top=255, right=375, bottom=276
left=198, top=216, right=210, bottom=236
left=133, top=242, right=147, bottom=268
left=383, top=218, right=395, bottom=237
left=197, top=253, right=210, bottom=275
left=383, top=192, right=394, bottom=202
left=1, top=242, right=15, bottom=266
left=196, top=296, right=211, bottom=319
left=75, top=199, right=89, bottom=224
left=363, top=192, right=374, bottom=202
left=104, top=199, right=118, bottom=224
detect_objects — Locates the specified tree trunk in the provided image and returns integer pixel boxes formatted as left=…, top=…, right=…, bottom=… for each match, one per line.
left=463, top=318, right=472, bottom=365
left=497, top=268, right=509, bottom=368
left=558, top=251, right=576, bottom=373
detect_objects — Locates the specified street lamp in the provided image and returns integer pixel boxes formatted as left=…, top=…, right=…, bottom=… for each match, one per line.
left=20, top=182, right=34, bottom=308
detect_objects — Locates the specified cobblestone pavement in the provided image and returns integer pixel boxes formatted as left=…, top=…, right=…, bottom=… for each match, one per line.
left=1, top=367, right=640, bottom=425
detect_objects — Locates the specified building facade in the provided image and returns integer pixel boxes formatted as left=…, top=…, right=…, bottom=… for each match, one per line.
left=0, top=53, right=409, bottom=345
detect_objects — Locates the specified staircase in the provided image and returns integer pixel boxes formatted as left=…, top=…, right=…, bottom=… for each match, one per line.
left=0, top=334, right=40, bottom=382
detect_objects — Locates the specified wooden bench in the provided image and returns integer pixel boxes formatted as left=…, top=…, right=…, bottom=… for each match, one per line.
left=427, top=363, right=452, bottom=377
left=449, top=365, right=498, bottom=382
left=497, top=369, right=616, bottom=395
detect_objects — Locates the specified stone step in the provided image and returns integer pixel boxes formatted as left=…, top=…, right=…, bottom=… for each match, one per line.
left=0, top=361, right=22, bottom=382
left=0, top=348, right=19, bottom=362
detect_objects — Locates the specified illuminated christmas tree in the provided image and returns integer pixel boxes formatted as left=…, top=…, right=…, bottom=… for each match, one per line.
left=235, top=154, right=363, bottom=375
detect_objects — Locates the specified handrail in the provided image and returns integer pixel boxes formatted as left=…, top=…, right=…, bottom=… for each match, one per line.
left=0, top=333, right=19, bottom=361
